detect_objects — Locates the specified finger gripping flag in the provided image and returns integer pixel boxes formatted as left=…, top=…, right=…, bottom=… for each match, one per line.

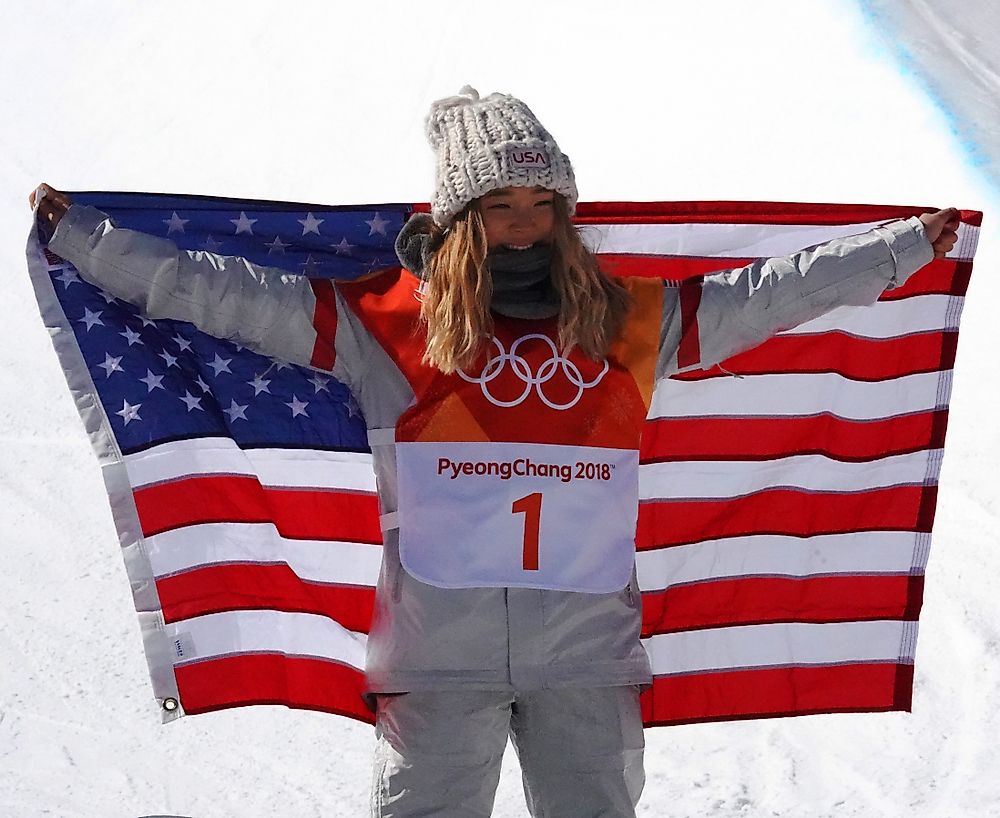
left=24, top=192, right=980, bottom=727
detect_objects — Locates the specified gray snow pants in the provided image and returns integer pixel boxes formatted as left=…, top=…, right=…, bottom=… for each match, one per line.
left=371, top=687, right=645, bottom=817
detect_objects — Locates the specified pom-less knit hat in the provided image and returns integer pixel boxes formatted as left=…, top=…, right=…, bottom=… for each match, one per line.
left=425, top=85, right=578, bottom=228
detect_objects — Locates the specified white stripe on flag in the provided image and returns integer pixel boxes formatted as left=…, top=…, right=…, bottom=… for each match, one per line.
left=164, top=609, right=368, bottom=670
left=638, top=449, right=936, bottom=501
left=781, top=294, right=961, bottom=339
left=635, top=532, right=922, bottom=591
left=588, top=220, right=884, bottom=257
left=146, top=523, right=383, bottom=586
left=649, top=370, right=944, bottom=421
left=124, top=437, right=377, bottom=491
left=642, top=620, right=916, bottom=676
left=152, top=525, right=923, bottom=593
left=586, top=220, right=975, bottom=260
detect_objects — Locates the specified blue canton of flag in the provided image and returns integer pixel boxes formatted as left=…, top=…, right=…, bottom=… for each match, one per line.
left=44, top=192, right=412, bottom=454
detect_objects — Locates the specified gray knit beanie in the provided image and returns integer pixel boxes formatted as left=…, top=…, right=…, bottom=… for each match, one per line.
left=425, top=85, right=578, bottom=228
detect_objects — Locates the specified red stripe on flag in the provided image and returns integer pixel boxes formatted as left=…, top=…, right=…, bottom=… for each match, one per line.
left=881, top=259, right=971, bottom=300
left=309, top=279, right=338, bottom=370
left=175, top=653, right=374, bottom=723
left=575, top=200, right=930, bottom=225
left=158, top=563, right=376, bottom=633
left=639, top=662, right=913, bottom=726
left=600, top=256, right=964, bottom=299
left=641, top=410, right=948, bottom=463
left=916, top=484, right=940, bottom=533
left=636, top=485, right=933, bottom=549
left=677, top=278, right=703, bottom=368
left=668, top=331, right=958, bottom=383
left=43, top=247, right=66, bottom=266
left=951, top=260, right=973, bottom=295
left=133, top=475, right=382, bottom=543
left=640, top=574, right=924, bottom=637
left=601, top=254, right=753, bottom=281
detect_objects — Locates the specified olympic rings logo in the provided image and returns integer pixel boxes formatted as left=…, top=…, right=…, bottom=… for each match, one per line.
left=457, top=334, right=609, bottom=410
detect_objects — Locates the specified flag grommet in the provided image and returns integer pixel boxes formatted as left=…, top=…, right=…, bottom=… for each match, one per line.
left=162, top=697, right=179, bottom=712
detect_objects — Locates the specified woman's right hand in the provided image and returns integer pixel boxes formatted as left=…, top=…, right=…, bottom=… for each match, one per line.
left=29, top=183, right=72, bottom=230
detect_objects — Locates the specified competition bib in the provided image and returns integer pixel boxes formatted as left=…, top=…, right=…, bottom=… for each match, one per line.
left=396, top=441, right=638, bottom=593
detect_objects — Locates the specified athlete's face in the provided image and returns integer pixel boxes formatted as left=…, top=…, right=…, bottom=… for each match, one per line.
left=477, top=186, right=556, bottom=252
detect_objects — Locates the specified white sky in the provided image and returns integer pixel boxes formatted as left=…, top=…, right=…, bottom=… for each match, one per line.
left=2, top=2, right=998, bottom=816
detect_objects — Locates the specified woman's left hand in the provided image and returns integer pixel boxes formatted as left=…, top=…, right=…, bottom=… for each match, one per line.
left=918, top=208, right=961, bottom=259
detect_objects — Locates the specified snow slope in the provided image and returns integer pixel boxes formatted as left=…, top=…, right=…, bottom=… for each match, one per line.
left=1, top=2, right=997, bottom=816
left=862, top=0, right=1000, bottom=194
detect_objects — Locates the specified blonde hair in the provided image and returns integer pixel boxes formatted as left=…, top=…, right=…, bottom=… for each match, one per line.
left=419, top=195, right=632, bottom=373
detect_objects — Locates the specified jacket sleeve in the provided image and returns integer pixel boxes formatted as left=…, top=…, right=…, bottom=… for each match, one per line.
left=655, top=216, right=935, bottom=379
left=48, top=204, right=354, bottom=380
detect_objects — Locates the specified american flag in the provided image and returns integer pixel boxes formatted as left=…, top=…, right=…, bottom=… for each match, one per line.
left=25, top=192, right=979, bottom=726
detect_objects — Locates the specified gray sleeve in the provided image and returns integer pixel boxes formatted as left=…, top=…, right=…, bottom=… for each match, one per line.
left=656, top=216, right=935, bottom=378
left=48, top=203, right=327, bottom=372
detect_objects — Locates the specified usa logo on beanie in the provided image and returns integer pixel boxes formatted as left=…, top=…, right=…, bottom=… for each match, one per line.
left=508, top=148, right=551, bottom=169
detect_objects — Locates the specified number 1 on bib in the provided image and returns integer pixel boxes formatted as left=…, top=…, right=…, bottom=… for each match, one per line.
left=512, top=492, right=542, bottom=571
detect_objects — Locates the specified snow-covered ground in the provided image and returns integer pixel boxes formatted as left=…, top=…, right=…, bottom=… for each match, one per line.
left=2, top=2, right=998, bottom=816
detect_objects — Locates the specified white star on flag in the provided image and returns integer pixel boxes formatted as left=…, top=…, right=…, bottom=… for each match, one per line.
left=99, top=353, right=123, bottom=378
left=195, top=375, right=210, bottom=393
left=139, top=315, right=157, bottom=328
left=300, top=254, right=320, bottom=274
left=298, top=212, right=324, bottom=235
left=179, top=391, right=203, bottom=412
left=163, top=212, right=189, bottom=234
left=208, top=353, right=232, bottom=376
left=223, top=400, right=248, bottom=422
left=172, top=333, right=192, bottom=352
left=309, top=374, right=329, bottom=393
left=365, top=212, right=389, bottom=236
left=116, top=399, right=142, bottom=426
left=55, top=268, right=80, bottom=289
left=266, top=235, right=290, bottom=254
left=139, top=369, right=165, bottom=392
left=77, top=307, right=104, bottom=331
left=344, top=394, right=362, bottom=419
left=159, top=350, right=180, bottom=368
left=285, top=395, right=309, bottom=418
left=332, top=238, right=355, bottom=256
left=120, top=327, right=143, bottom=346
left=97, top=290, right=119, bottom=304
left=230, top=212, right=258, bottom=235
left=248, top=373, right=272, bottom=396
left=202, top=235, right=224, bottom=253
